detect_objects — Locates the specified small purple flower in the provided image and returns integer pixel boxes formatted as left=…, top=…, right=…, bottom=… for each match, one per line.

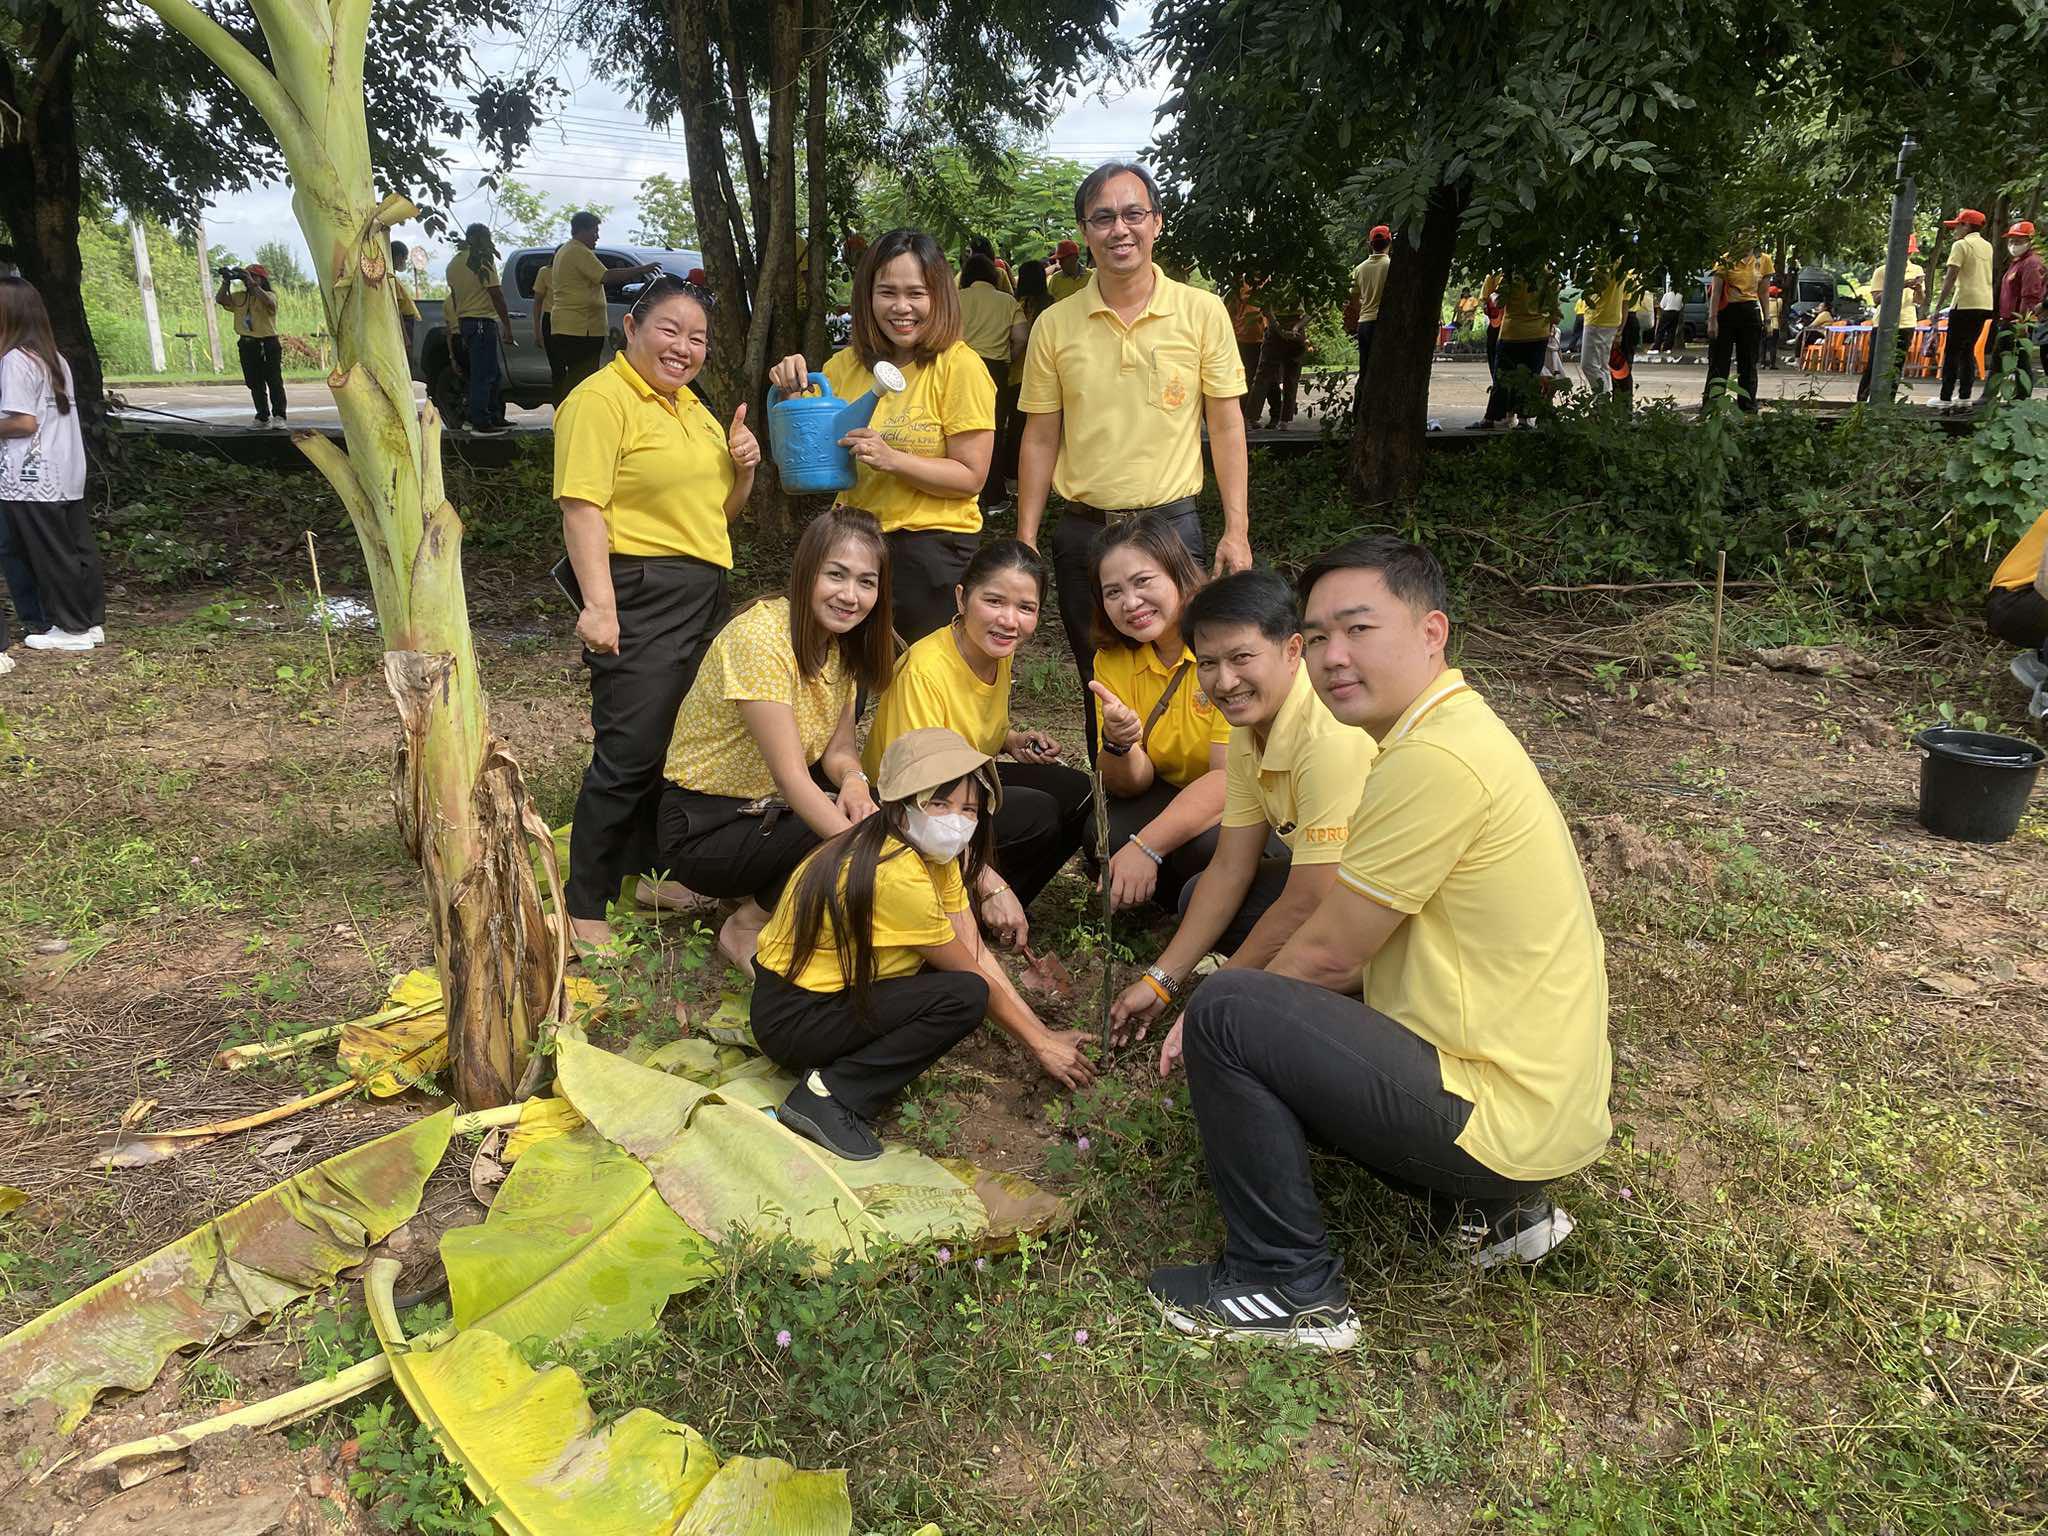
left=1038, top=1351, right=1052, bottom=1362
left=935, top=1246, right=952, bottom=1264
left=775, top=1329, right=792, bottom=1350
left=1074, top=1329, right=1089, bottom=1345
left=973, top=1257, right=987, bottom=1272
left=1076, top=1136, right=1092, bottom=1153
left=1619, top=1187, right=1634, bottom=1202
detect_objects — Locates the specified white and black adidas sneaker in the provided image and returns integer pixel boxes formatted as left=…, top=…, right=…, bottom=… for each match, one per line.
left=1449, top=1195, right=1577, bottom=1271
left=1146, top=1262, right=1360, bottom=1352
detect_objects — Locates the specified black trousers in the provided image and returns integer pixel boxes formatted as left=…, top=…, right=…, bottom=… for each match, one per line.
left=883, top=527, right=978, bottom=645
left=1485, top=326, right=1499, bottom=380
left=1184, top=970, right=1544, bottom=1294
left=752, top=959, right=987, bottom=1120
left=1653, top=311, right=1682, bottom=354
left=994, top=759, right=1093, bottom=906
left=1941, top=309, right=1993, bottom=401
left=1484, top=338, right=1546, bottom=422
left=1106, top=779, right=1221, bottom=914
left=1351, top=321, right=1378, bottom=419
left=1175, top=846, right=1291, bottom=955
left=1253, top=339, right=1305, bottom=425
left=1857, top=328, right=1912, bottom=402
left=974, top=353, right=1011, bottom=507
left=1611, top=313, right=1640, bottom=410
left=5, top=499, right=104, bottom=634
left=1051, top=498, right=1205, bottom=759
left=0, top=502, right=49, bottom=645
left=567, top=555, right=730, bottom=920
left=237, top=336, right=287, bottom=421
left=543, top=330, right=568, bottom=404
left=1236, top=342, right=1262, bottom=420
left=1986, top=585, right=2048, bottom=650
left=555, top=334, right=606, bottom=403
left=657, top=772, right=833, bottom=909
left=1705, top=301, right=1763, bottom=412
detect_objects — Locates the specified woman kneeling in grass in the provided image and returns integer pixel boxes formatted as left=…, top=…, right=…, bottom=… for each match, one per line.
left=754, top=727, right=1097, bottom=1161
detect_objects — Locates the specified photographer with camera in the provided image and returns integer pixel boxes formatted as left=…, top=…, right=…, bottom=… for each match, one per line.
left=215, top=263, right=287, bottom=428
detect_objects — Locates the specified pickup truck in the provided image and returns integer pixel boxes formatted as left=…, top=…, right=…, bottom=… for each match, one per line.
left=409, top=242, right=703, bottom=414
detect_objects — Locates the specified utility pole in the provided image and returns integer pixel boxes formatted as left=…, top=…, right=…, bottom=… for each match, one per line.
left=194, top=215, right=223, bottom=373
left=129, top=216, right=167, bottom=373
left=1870, top=133, right=1918, bottom=405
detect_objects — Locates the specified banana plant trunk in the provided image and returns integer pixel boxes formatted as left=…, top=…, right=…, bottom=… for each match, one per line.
left=138, top=0, right=563, bottom=1108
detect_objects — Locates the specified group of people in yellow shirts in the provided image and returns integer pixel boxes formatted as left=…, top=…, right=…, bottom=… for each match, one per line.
left=541, top=160, right=1612, bottom=1351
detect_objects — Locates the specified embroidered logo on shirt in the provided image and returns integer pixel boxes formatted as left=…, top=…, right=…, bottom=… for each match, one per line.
left=1162, top=376, right=1188, bottom=409
left=1192, top=689, right=1213, bottom=714
left=1302, top=825, right=1348, bottom=845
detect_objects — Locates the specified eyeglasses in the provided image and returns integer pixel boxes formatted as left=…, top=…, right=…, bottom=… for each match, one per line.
left=1083, top=206, right=1158, bottom=233
left=628, top=275, right=717, bottom=320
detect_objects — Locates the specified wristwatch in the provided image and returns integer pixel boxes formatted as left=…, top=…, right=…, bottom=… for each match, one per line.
left=1143, top=964, right=1183, bottom=1005
left=1100, top=739, right=1132, bottom=757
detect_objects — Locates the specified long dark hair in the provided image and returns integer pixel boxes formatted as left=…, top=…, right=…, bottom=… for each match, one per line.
left=1014, top=260, right=1050, bottom=320
left=850, top=229, right=961, bottom=370
left=788, top=507, right=893, bottom=693
left=1088, top=511, right=1205, bottom=651
left=0, top=278, right=73, bottom=416
left=782, top=775, right=996, bottom=1023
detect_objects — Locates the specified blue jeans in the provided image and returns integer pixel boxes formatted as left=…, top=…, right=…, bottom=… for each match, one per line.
left=0, top=502, right=48, bottom=645
left=460, top=317, right=505, bottom=427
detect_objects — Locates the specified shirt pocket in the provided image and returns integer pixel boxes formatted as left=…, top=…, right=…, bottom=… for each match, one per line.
left=1146, top=344, right=1200, bottom=414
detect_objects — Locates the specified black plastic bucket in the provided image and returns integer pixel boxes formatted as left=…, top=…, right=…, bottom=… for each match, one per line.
left=1913, top=728, right=2045, bottom=843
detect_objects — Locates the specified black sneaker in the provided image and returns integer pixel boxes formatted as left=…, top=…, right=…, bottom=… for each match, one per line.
left=1439, top=1193, right=1576, bottom=1271
left=776, top=1073, right=882, bottom=1161
left=1146, top=1261, right=1360, bottom=1352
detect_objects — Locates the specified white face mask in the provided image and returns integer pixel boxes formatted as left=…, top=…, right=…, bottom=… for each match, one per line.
left=2011, top=241, right=2033, bottom=259
left=905, top=805, right=976, bottom=862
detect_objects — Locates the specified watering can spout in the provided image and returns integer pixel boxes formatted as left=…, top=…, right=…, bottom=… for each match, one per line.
left=766, top=361, right=908, bottom=495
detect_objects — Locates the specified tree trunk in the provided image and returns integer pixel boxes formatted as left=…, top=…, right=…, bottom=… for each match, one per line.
left=712, top=0, right=769, bottom=258
left=668, top=0, right=749, bottom=410
left=717, top=156, right=758, bottom=299
left=736, top=0, right=803, bottom=536
left=140, top=0, right=563, bottom=1110
left=1348, top=184, right=1466, bottom=507
left=0, top=18, right=108, bottom=433
left=801, top=0, right=831, bottom=364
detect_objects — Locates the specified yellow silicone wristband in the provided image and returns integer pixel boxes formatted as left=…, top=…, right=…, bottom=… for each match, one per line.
left=1141, top=973, right=1172, bottom=1006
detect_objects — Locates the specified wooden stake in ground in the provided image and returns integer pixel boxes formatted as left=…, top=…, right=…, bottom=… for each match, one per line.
left=1089, top=764, right=1114, bottom=1057
left=1710, top=549, right=1727, bottom=695
left=305, top=530, right=338, bottom=686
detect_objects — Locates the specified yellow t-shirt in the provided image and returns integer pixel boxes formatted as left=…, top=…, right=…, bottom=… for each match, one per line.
left=862, top=624, right=1010, bottom=778
left=1586, top=272, right=1628, bottom=328
left=551, top=239, right=613, bottom=338
left=1017, top=264, right=1244, bottom=510
left=1868, top=261, right=1925, bottom=329
left=222, top=289, right=278, bottom=340
left=958, top=283, right=1021, bottom=361
left=1047, top=269, right=1091, bottom=303
left=395, top=284, right=420, bottom=322
left=755, top=837, right=969, bottom=991
left=1337, top=671, right=1612, bottom=1182
left=821, top=342, right=994, bottom=536
left=1351, top=253, right=1391, bottom=323
left=552, top=353, right=735, bottom=564
left=1090, top=640, right=1228, bottom=789
left=446, top=253, right=501, bottom=322
left=1992, top=507, right=2048, bottom=591
left=1948, top=231, right=1994, bottom=311
left=663, top=598, right=851, bottom=794
left=1220, top=665, right=1377, bottom=863
left=531, top=264, right=553, bottom=318
left=1715, top=252, right=1774, bottom=307
left=1498, top=280, right=1555, bottom=343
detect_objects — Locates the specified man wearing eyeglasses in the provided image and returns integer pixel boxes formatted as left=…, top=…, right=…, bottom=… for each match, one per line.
left=1017, top=160, right=1253, bottom=754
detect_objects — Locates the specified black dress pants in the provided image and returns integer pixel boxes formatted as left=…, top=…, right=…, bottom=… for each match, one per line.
left=1941, top=310, right=1993, bottom=401
left=5, top=499, right=104, bottom=633
left=1183, top=970, right=1545, bottom=1295
left=1985, top=585, right=2048, bottom=650
left=1175, top=847, right=1292, bottom=955
left=566, top=555, right=730, bottom=920
left=555, top=334, right=606, bottom=403
left=1857, top=329, right=1912, bottom=402
left=1105, top=779, right=1221, bottom=914
left=994, top=760, right=1093, bottom=906
left=237, top=336, right=287, bottom=421
left=751, top=959, right=988, bottom=1119
left=1484, top=339, right=1546, bottom=422
left=1705, top=301, right=1763, bottom=412
left=883, top=528, right=978, bottom=645
left=657, top=773, right=833, bottom=910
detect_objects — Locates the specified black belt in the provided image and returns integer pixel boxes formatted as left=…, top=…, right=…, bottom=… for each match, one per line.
left=1068, top=494, right=1200, bottom=525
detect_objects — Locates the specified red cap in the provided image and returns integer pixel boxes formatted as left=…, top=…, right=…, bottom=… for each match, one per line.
left=244, top=262, right=269, bottom=278
left=1907, top=233, right=1920, bottom=254
left=1942, top=208, right=1986, bottom=228
left=1056, top=239, right=1080, bottom=258
left=684, top=268, right=707, bottom=285
left=1369, top=224, right=1392, bottom=243
left=2006, top=221, right=2036, bottom=240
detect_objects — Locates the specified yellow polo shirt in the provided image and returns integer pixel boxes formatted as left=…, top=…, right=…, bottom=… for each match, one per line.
left=1992, top=507, right=2048, bottom=591
left=862, top=624, right=1009, bottom=777
left=1220, top=665, right=1375, bottom=862
left=531, top=264, right=553, bottom=319
left=553, top=353, right=735, bottom=564
left=1498, top=280, right=1555, bottom=343
left=1351, top=253, right=1391, bottom=323
left=551, top=240, right=613, bottom=338
left=446, top=253, right=500, bottom=322
left=222, top=289, right=278, bottom=340
left=1338, top=671, right=1612, bottom=1182
left=756, top=838, right=969, bottom=991
left=1948, top=231, right=1994, bottom=311
left=1715, top=252, right=1773, bottom=306
left=1091, top=640, right=1228, bottom=789
left=959, top=283, right=1021, bottom=361
left=664, top=599, right=851, bottom=795
left=1047, top=268, right=1090, bottom=303
left=1869, top=260, right=1925, bottom=328
left=821, top=341, right=994, bottom=536
left=1586, top=272, right=1628, bottom=328
left=1018, top=264, right=1243, bottom=511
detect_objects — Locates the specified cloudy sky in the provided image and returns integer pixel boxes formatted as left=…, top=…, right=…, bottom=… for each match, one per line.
left=202, top=14, right=1169, bottom=272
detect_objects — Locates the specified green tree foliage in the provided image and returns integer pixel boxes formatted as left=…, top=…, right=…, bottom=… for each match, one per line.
left=631, top=173, right=700, bottom=251
left=485, top=177, right=611, bottom=251
left=858, top=145, right=1091, bottom=264
left=252, top=239, right=313, bottom=292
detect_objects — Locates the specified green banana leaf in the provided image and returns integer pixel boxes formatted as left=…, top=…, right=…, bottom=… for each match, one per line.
left=440, top=1127, right=717, bottom=1346
left=366, top=1259, right=850, bottom=1536
left=1, top=1108, right=453, bottom=1432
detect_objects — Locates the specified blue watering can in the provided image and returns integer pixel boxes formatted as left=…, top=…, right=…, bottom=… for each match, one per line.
left=767, top=362, right=906, bottom=495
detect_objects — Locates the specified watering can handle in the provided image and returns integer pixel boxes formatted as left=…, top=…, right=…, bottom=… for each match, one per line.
left=789, top=374, right=837, bottom=401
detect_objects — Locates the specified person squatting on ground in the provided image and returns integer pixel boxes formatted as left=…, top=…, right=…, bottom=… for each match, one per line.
left=1016, top=160, right=1252, bottom=757
left=1087, top=513, right=1233, bottom=917
left=657, top=508, right=896, bottom=974
left=863, top=539, right=1091, bottom=941
left=215, top=263, right=287, bottom=427
left=1107, top=568, right=1376, bottom=1018
left=753, top=727, right=1098, bottom=1161
left=555, top=276, right=760, bottom=953
left=1139, top=536, right=1613, bottom=1350
left=771, top=229, right=995, bottom=645
left=1988, top=505, right=2048, bottom=713
left=0, top=278, right=102, bottom=658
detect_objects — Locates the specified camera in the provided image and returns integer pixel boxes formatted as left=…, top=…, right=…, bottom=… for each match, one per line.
left=215, top=266, right=248, bottom=282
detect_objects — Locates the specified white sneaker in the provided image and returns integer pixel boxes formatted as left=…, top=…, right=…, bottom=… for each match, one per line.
left=0, top=653, right=14, bottom=674
left=85, top=625, right=105, bottom=646
left=24, top=628, right=95, bottom=652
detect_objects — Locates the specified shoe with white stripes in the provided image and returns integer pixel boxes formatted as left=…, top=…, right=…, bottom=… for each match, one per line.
left=1147, top=1261, right=1359, bottom=1352
left=1442, top=1194, right=1577, bottom=1271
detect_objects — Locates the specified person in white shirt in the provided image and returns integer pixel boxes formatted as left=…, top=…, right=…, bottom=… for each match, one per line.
left=1653, top=281, right=1685, bottom=360
left=0, top=278, right=101, bottom=654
